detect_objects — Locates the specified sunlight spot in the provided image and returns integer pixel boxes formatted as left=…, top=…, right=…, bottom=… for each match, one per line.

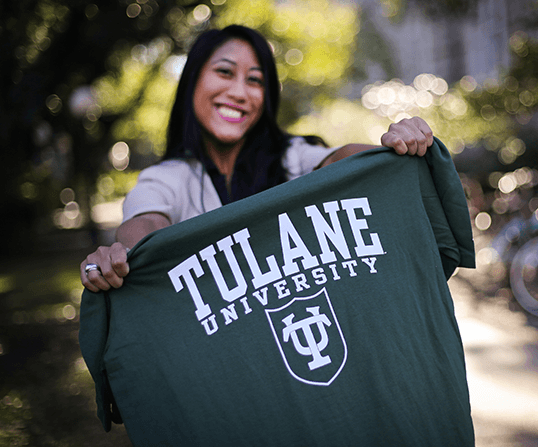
left=499, top=147, right=518, bottom=165
left=63, top=304, right=77, bottom=320
left=459, top=76, right=477, bottom=92
left=91, top=198, right=124, bottom=228
left=480, top=105, right=496, bottom=121
left=70, top=289, right=83, bottom=304
left=63, top=201, right=80, bottom=220
left=69, top=383, right=81, bottom=396
left=85, top=4, right=99, bottom=20
left=416, top=90, right=433, bottom=108
left=520, top=90, right=534, bottom=107
left=126, top=3, right=141, bottom=18
left=378, top=86, right=396, bottom=105
left=162, top=55, right=187, bottom=81
left=109, top=141, right=130, bottom=171
left=475, top=212, right=492, bottom=231
left=60, top=188, right=75, bottom=205
left=46, top=94, right=62, bottom=114
left=413, top=73, right=436, bottom=91
left=97, top=175, right=115, bottom=196
left=498, top=174, right=517, bottom=194
left=431, top=77, right=448, bottom=95
left=476, top=247, right=496, bottom=266
left=272, top=16, right=290, bottom=34
left=193, top=4, right=211, bottom=22
left=285, top=49, right=303, bottom=66
left=0, top=275, right=15, bottom=294
left=368, top=125, right=386, bottom=145
left=53, top=201, right=83, bottom=229
left=75, top=357, right=88, bottom=372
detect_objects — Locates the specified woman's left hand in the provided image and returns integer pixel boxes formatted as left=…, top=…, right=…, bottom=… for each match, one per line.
left=381, top=117, right=433, bottom=156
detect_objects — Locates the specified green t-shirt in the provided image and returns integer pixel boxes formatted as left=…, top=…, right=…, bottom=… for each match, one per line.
left=80, top=138, right=475, bottom=446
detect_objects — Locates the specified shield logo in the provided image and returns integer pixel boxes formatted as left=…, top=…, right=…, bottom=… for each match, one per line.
left=265, top=287, right=347, bottom=386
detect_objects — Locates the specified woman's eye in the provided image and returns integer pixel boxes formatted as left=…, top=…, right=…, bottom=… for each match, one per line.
left=216, top=68, right=232, bottom=76
left=249, top=77, right=264, bottom=86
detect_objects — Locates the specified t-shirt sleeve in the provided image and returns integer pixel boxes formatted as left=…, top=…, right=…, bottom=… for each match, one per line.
left=122, top=164, right=178, bottom=223
left=420, top=137, right=476, bottom=278
left=282, top=137, right=339, bottom=181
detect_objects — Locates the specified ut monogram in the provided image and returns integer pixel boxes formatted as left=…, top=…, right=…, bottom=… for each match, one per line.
left=265, top=288, right=347, bottom=386
left=282, top=307, right=332, bottom=371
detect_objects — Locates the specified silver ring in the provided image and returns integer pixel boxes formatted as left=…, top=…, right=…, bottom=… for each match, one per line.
left=85, top=263, right=101, bottom=275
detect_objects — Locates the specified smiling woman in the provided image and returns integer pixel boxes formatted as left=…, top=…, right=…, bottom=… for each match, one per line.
left=80, top=24, right=434, bottom=293
left=193, top=38, right=265, bottom=181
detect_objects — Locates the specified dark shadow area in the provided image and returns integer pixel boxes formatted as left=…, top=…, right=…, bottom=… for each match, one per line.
left=0, top=239, right=131, bottom=446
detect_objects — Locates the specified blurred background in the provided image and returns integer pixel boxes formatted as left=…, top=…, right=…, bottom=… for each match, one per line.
left=1, top=0, right=538, bottom=445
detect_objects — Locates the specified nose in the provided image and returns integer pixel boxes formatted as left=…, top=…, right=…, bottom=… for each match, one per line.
left=226, top=78, right=247, bottom=102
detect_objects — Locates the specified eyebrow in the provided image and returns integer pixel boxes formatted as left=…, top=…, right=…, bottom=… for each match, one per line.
left=214, top=58, right=263, bottom=72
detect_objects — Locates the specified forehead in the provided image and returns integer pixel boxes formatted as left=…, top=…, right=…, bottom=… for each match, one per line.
left=207, top=38, right=261, bottom=67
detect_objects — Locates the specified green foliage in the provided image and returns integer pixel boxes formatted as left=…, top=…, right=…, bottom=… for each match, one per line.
left=92, top=0, right=362, bottom=153
left=463, top=31, right=538, bottom=128
left=295, top=30, right=538, bottom=164
left=411, top=0, right=479, bottom=17
left=0, top=393, right=31, bottom=446
left=3, top=0, right=538, bottom=247
left=377, top=0, right=406, bottom=23
left=95, top=170, right=140, bottom=201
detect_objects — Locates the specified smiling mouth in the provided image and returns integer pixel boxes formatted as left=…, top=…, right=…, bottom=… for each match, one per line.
left=216, top=105, right=246, bottom=122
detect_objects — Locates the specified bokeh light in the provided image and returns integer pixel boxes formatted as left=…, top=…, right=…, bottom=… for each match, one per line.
left=475, top=212, right=492, bottom=231
left=193, top=4, right=211, bottom=23
left=361, top=74, right=450, bottom=120
left=109, top=141, right=130, bottom=171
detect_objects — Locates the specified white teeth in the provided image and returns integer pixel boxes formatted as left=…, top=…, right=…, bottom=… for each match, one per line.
left=218, top=107, right=242, bottom=119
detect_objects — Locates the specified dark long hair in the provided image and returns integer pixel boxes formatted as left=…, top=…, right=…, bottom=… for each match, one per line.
left=163, top=25, right=325, bottom=193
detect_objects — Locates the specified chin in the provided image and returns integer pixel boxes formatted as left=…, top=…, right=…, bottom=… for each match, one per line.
left=214, top=135, right=245, bottom=146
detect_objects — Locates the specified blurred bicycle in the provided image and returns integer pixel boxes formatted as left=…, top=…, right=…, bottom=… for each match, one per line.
left=491, top=211, right=538, bottom=315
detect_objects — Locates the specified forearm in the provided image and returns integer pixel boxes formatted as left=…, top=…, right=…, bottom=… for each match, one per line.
left=318, top=144, right=379, bottom=168
left=116, top=213, right=171, bottom=249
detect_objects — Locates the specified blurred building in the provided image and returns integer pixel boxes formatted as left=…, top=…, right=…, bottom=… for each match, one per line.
left=354, top=0, right=538, bottom=88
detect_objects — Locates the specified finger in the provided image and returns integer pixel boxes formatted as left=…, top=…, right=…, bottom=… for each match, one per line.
left=82, top=246, right=124, bottom=290
left=402, top=119, right=428, bottom=156
left=109, top=242, right=130, bottom=278
left=80, top=262, right=101, bottom=292
left=98, top=254, right=125, bottom=289
left=412, top=117, right=434, bottom=148
left=89, top=245, right=128, bottom=289
left=411, top=130, right=428, bottom=156
left=80, top=261, right=111, bottom=292
left=392, top=138, right=409, bottom=155
left=88, top=269, right=114, bottom=291
left=381, top=133, right=407, bottom=155
left=404, top=138, right=418, bottom=156
left=416, top=137, right=428, bottom=157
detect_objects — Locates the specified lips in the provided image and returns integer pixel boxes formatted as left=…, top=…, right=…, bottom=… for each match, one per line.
left=216, top=105, right=247, bottom=123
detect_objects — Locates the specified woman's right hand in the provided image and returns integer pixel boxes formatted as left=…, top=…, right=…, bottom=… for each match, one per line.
left=80, top=242, right=130, bottom=292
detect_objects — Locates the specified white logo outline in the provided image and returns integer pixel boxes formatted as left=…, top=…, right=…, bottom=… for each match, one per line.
left=265, top=287, right=348, bottom=386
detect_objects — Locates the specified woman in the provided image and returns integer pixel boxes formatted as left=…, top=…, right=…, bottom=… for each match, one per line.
left=81, top=24, right=433, bottom=292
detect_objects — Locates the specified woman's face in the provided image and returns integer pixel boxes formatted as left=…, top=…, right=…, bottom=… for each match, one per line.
left=193, top=38, right=265, bottom=150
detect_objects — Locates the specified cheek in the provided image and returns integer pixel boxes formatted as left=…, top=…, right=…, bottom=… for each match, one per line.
left=252, top=94, right=265, bottom=120
left=193, top=74, right=215, bottom=115
left=192, top=91, right=203, bottom=121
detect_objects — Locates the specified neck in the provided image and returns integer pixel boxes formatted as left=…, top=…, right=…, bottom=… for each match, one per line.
left=204, top=139, right=244, bottom=181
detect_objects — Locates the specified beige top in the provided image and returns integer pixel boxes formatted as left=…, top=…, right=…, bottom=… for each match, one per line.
left=122, top=137, right=338, bottom=225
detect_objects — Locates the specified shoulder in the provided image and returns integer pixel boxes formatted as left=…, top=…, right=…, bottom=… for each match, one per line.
left=137, top=159, right=201, bottom=184
left=282, top=137, right=339, bottom=181
left=285, top=135, right=325, bottom=151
